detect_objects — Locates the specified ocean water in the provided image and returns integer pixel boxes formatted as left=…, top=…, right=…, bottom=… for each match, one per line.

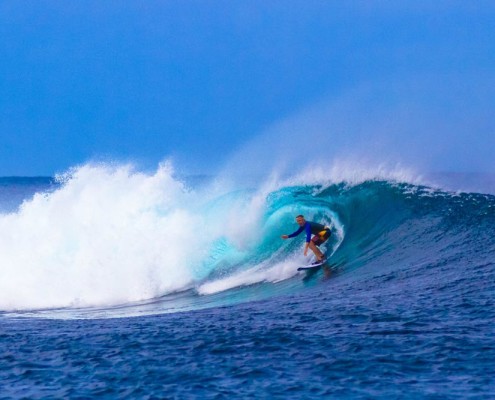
left=0, top=165, right=494, bottom=398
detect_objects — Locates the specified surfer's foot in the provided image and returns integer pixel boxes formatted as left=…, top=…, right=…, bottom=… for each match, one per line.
left=312, top=257, right=326, bottom=265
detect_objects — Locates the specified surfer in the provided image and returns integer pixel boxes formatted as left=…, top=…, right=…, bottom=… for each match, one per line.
left=281, top=215, right=331, bottom=263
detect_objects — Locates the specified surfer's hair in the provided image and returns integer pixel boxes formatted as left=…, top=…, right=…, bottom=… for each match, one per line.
left=296, top=215, right=304, bottom=219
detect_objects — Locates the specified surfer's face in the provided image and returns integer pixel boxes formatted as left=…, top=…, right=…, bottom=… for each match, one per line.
left=296, top=217, right=305, bottom=226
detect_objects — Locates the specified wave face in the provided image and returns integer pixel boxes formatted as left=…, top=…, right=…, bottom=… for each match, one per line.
left=0, top=164, right=494, bottom=317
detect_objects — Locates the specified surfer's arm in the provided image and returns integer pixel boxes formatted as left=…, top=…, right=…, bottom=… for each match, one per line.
left=305, top=223, right=312, bottom=243
left=302, top=224, right=311, bottom=255
left=303, top=242, right=310, bottom=256
left=286, top=226, right=304, bottom=238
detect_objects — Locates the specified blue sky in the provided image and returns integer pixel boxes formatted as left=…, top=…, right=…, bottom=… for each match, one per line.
left=0, top=1, right=494, bottom=176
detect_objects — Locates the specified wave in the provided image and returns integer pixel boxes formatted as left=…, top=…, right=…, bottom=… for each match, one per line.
left=0, top=162, right=494, bottom=315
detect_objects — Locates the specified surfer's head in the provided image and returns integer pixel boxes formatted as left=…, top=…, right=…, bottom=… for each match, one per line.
left=296, top=215, right=305, bottom=226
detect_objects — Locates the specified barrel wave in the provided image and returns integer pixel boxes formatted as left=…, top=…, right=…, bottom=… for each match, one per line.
left=0, top=163, right=494, bottom=319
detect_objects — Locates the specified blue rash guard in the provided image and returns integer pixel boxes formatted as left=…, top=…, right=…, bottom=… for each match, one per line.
left=288, top=221, right=327, bottom=243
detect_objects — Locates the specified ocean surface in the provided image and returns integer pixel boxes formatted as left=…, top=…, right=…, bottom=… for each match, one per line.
left=0, top=166, right=494, bottom=398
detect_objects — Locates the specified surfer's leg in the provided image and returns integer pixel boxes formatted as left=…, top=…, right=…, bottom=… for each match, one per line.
left=308, top=240, right=324, bottom=260
left=310, top=231, right=330, bottom=261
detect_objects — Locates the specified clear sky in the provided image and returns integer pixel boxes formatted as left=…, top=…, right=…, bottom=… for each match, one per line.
left=1, top=1, right=494, bottom=176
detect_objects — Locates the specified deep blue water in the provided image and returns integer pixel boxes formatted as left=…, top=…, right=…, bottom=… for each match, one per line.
left=1, top=173, right=494, bottom=398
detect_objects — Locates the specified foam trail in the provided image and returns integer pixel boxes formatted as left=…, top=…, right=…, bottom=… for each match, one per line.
left=197, top=258, right=301, bottom=295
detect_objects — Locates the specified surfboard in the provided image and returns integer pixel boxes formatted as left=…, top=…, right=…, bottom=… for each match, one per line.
left=297, top=259, right=327, bottom=271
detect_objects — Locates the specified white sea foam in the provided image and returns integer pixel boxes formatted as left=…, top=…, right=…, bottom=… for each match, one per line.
left=0, top=163, right=217, bottom=310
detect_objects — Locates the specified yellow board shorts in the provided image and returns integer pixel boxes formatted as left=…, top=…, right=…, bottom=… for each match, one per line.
left=311, top=228, right=331, bottom=246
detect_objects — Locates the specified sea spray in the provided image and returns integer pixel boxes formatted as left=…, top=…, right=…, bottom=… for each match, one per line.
left=0, top=163, right=211, bottom=310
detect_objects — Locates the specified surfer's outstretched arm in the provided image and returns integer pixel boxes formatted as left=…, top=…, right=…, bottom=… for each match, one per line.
left=281, top=225, right=304, bottom=239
